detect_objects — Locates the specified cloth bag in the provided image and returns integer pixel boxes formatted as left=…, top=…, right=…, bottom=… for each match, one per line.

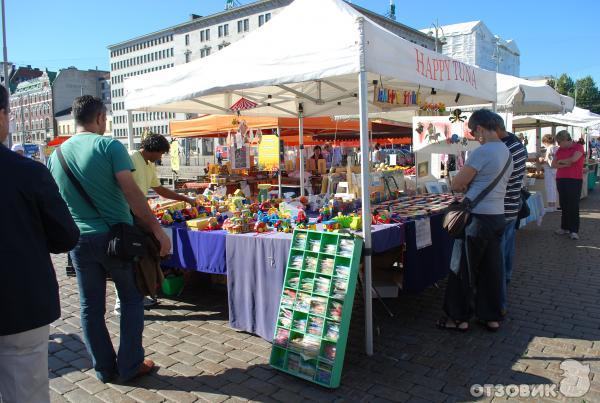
left=442, top=155, right=512, bottom=238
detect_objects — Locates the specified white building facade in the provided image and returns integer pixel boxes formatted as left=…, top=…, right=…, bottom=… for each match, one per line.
left=421, top=21, right=520, bottom=76
left=108, top=0, right=435, bottom=150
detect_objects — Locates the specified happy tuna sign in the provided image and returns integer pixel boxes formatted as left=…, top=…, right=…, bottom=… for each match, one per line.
left=414, top=48, right=478, bottom=89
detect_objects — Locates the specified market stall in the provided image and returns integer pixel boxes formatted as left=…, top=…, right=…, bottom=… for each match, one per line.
left=125, top=0, right=497, bottom=355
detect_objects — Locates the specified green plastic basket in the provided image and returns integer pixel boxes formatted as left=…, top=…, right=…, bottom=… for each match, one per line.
left=161, top=274, right=184, bottom=296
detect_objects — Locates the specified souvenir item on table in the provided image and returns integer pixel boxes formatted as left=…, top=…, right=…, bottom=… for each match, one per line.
left=295, top=209, right=309, bottom=228
left=349, top=215, right=362, bottom=231
left=160, top=210, right=174, bottom=226
left=254, top=221, right=268, bottom=233
left=333, top=213, right=353, bottom=229
left=316, top=205, right=332, bottom=223
left=322, top=220, right=340, bottom=232
left=307, top=316, right=324, bottom=336
left=287, top=353, right=300, bottom=372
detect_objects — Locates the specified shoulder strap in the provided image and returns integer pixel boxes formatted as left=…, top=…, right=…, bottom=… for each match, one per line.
left=470, top=154, right=512, bottom=208
left=56, top=147, right=104, bottom=219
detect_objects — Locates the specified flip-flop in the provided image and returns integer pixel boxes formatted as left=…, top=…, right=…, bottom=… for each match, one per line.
left=478, top=320, right=500, bottom=332
left=436, top=317, right=469, bottom=332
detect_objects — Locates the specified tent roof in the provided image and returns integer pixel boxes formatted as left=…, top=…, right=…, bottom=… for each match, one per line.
left=125, top=0, right=496, bottom=117
left=496, top=73, right=574, bottom=114
left=512, top=107, right=600, bottom=129
left=169, top=114, right=409, bottom=139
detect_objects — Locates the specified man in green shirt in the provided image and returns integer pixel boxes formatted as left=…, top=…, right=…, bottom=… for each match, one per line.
left=48, top=96, right=170, bottom=383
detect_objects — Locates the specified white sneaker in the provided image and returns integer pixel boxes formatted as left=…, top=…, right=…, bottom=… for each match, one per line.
left=554, top=229, right=569, bottom=235
left=144, top=296, right=158, bottom=307
left=570, top=232, right=579, bottom=240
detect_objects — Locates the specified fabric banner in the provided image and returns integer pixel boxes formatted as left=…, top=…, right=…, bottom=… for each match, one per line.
left=170, top=140, right=180, bottom=172
left=412, top=115, right=480, bottom=154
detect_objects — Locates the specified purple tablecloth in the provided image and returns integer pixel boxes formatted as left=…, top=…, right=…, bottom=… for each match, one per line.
left=161, top=227, right=227, bottom=274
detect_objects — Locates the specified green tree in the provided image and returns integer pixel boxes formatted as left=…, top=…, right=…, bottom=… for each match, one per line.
left=574, top=76, right=600, bottom=113
left=549, top=73, right=575, bottom=97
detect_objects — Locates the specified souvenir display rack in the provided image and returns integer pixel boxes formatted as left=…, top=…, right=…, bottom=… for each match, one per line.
left=269, top=229, right=363, bottom=388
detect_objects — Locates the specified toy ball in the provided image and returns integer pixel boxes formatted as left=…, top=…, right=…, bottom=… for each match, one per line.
left=451, top=134, right=459, bottom=144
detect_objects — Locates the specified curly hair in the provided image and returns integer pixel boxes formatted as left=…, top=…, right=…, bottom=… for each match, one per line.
left=141, top=133, right=170, bottom=153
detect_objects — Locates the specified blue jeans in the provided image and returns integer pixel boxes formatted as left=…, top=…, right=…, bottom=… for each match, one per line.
left=500, top=218, right=517, bottom=310
left=69, top=233, right=144, bottom=382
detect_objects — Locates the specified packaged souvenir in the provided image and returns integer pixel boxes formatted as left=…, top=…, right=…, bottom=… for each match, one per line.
left=304, top=256, right=318, bottom=272
left=301, top=277, right=314, bottom=293
left=281, top=289, right=296, bottom=307
left=290, top=255, right=304, bottom=269
left=294, top=293, right=311, bottom=312
left=325, top=322, right=340, bottom=342
left=319, top=258, right=335, bottom=275
left=332, top=279, right=347, bottom=300
left=309, top=239, right=321, bottom=252
left=274, top=328, right=289, bottom=347
left=314, top=277, right=331, bottom=295
left=292, top=318, right=307, bottom=332
left=316, top=362, right=333, bottom=384
left=329, top=301, right=343, bottom=321
left=279, top=308, right=292, bottom=328
left=335, top=265, right=350, bottom=278
left=307, top=316, right=324, bottom=336
left=322, top=344, right=337, bottom=362
left=287, top=275, right=300, bottom=289
left=294, top=233, right=307, bottom=249
left=309, top=296, right=327, bottom=316
left=323, top=243, right=337, bottom=254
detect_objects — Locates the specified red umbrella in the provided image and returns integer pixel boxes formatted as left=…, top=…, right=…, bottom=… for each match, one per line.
left=229, top=97, right=257, bottom=111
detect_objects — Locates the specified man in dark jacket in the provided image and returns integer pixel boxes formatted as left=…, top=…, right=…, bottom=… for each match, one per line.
left=0, top=85, right=80, bottom=402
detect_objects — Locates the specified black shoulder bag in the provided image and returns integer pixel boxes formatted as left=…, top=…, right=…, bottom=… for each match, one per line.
left=442, top=154, right=512, bottom=238
left=57, top=147, right=147, bottom=261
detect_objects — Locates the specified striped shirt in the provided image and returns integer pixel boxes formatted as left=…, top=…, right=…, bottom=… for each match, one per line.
left=501, top=132, right=527, bottom=219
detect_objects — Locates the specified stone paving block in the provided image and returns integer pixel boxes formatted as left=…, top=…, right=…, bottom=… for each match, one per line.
left=368, top=384, right=410, bottom=401
left=239, top=377, right=278, bottom=395
left=76, top=376, right=110, bottom=394
left=408, top=384, right=449, bottom=402
left=95, top=388, right=138, bottom=403
left=177, top=342, right=206, bottom=356
left=218, top=382, right=259, bottom=400
left=156, top=389, right=198, bottom=403
left=50, top=377, right=78, bottom=394
left=196, top=359, right=227, bottom=375
left=48, top=356, right=70, bottom=372
left=172, top=351, right=202, bottom=366
left=246, top=366, right=275, bottom=381
left=192, top=387, right=229, bottom=403
left=221, top=358, right=250, bottom=370
left=169, top=362, right=204, bottom=377
left=55, top=367, right=88, bottom=383
left=128, top=388, right=166, bottom=403
left=50, top=389, right=69, bottom=403
left=270, top=388, right=306, bottom=403
left=204, top=342, right=234, bottom=355
left=64, top=388, right=104, bottom=403
left=69, top=357, right=92, bottom=371
left=225, top=349, right=257, bottom=363
left=199, top=349, right=228, bottom=364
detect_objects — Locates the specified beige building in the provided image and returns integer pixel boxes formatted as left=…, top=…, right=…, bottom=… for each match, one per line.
left=55, top=107, right=113, bottom=138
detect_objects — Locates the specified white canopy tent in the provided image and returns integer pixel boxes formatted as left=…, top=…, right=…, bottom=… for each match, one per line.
left=496, top=73, right=574, bottom=115
left=125, top=0, right=497, bottom=355
left=513, top=106, right=600, bottom=129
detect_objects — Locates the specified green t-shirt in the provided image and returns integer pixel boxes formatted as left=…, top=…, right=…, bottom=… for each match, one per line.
left=48, top=133, right=134, bottom=235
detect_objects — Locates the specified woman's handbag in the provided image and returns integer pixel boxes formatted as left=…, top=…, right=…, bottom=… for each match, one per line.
left=442, top=155, right=512, bottom=238
left=57, top=148, right=147, bottom=261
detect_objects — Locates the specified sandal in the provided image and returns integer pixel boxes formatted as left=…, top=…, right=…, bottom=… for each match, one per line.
left=479, top=321, right=500, bottom=332
left=436, top=317, right=469, bottom=332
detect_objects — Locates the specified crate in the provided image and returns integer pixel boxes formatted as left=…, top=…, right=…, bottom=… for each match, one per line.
left=269, top=229, right=363, bottom=388
left=161, top=274, right=184, bottom=296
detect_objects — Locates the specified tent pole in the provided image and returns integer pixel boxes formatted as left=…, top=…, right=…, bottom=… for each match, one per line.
left=127, top=110, right=134, bottom=150
left=298, top=105, right=305, bottom=197
left=357, top=17, right=373, bottom=357
left=277, top=126, right=282, bottom=198
left=536, top=119, right=542, bottom=156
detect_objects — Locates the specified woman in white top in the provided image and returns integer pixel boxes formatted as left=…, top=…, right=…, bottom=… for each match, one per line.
left=539, top=134, right=558, bottom=212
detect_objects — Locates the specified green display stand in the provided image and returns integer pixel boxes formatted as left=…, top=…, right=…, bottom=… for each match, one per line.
left=587, top=163, right=598, bottom=191
left=269, top=229, right=363, bottom=388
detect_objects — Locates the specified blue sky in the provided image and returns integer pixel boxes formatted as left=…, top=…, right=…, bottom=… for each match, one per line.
left=5, top=0, right=600, bottom=83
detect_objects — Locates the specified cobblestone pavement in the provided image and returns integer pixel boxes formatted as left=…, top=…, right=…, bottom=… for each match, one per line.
left=48, top=189, right=600, bottom=403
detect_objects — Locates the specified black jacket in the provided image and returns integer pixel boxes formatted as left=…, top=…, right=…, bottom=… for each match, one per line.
left=0, top=145, right=79, bottom=335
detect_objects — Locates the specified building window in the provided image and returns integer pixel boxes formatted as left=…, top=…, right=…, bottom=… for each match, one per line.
left=244, top=18, right=249, bottom=32
left=185, top=51, right=191, bottom=63
left=218, top=25, right=223, bottom=38
left=237, top=20, right=243, bottom=33
left=200, top=47, right=211, bottom=58
left=185, top=34, right=190, bottom=46
left=259, top=15, right=264, bottom=27
left=218, top=24, right=229, bottom=38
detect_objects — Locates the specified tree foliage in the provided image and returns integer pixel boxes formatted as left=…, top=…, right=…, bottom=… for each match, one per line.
left=547, top=73, right=600, bottom=113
